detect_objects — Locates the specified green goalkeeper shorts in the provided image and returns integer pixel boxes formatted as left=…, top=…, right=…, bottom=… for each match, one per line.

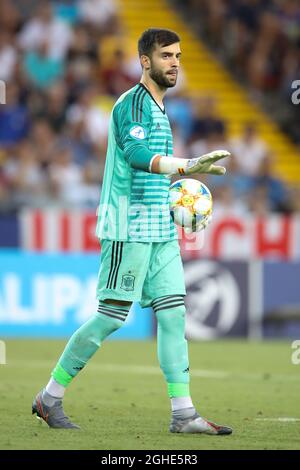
left=96, top=239, right=186, bottom=307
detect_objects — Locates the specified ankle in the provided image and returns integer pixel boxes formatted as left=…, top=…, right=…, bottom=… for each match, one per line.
left=171, top=396, right=194, bottom=411
left=42, top=389, right=61, bottom=407
left=172, top=406, right=197, bottom=420
left=45, top=377, right=65, bottom=399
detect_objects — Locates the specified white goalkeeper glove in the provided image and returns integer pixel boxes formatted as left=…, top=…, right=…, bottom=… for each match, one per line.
left=156, top=150, right=230, bottom=177
left=183, top=150, right=230, bottom=176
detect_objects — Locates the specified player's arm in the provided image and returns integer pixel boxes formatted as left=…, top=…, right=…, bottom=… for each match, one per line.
left=116, top=95, right=158, bottom=172
left=150, top=151, right=230, bottom=176
left=116, top=94, right=230, bottom=175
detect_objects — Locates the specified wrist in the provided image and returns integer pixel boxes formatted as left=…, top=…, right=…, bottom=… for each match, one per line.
left=157, top=157, right=188, bottom=175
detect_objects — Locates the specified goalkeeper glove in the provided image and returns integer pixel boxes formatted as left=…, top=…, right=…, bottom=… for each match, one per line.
left=183, top=149, right=230, bottom=176
left=155, top=149, right=230, bottom=177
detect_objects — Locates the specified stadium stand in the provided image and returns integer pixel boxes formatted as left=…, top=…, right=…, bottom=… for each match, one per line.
left=0, top=0, right=299, bottom=215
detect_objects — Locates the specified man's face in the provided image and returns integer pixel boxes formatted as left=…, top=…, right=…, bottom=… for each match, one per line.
left=147, top=42, right=181, bottom=88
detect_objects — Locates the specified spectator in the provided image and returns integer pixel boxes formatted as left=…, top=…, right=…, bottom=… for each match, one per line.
left=59, top=123, right=94, bottom=166
left=230, top=122, right=268, bottom=176
left=49, top=145, right=100, bottom=207
left=23, top=39, right=64, bottom=90
left=165, top=90, right=194, bottom=141
left=38, top=82, right=68, bottom=132
left=52, top=0, right=80, bottom=25
left=68, top=24, right=98, bottom=62
left=190, top=96, right=225, bottom=142
left=247, top=184, right=271, bottom=215
left=0, top=29, right=17, bottom=82
left=0, top=150, right=11, bottom=211
left=0, top=0, right=21, bottom=34
left=4, top=140, right=46, bottom=207
left=18, top=2, right=73, bottom=60
left=212, top=184, right=248, bottom=218
left=30, top=119, right=57, bottom=168
left=253, top=156, right=291, bottom=213
left=101, top=48, right=138, bottom=97
left=247, top=11, right=285, bottom=91
left=208, top=153, right=254, bottom=198
left=180, top=0, right=300, bottom=142
left=79, top=0, right=118, bottom=31
left=0, top=83, right=30, bottom=148
left=0, top=0, right=296, bottom=215
left=66, top=83, right=113, bottom=149
left=171, top=124, right=189, bottom=158
left=277, top=0, right=300, bottom=43
left=189, top=128, right=229, bottom=164
left=49, top=145, right=86, bottom=206
left=289, top=185, right=300, bottom=213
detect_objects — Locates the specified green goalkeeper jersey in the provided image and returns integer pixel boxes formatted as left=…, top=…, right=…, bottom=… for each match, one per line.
left=96, top=83, right=178, bottom=242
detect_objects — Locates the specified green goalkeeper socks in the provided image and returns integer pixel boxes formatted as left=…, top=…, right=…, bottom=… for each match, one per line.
left=152, top=296, right=190, bottom=387
left=51, top=296, right=190, bottom=406
left=168, top=383, right=190, bottom=398
left=52, top=302, right=130, bottom=387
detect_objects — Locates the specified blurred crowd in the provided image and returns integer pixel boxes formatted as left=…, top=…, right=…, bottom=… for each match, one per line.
left=176, top=0, right=300, bottom=143
left=0, top=0, right=299, bottom=216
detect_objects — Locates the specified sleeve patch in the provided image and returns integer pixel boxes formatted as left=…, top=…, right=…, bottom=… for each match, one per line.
left=129, top=125, right=146, bottom=140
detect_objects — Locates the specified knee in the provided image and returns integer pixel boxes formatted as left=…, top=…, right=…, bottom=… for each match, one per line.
left=155, top=304, right=186, bottom=333
left=94, top=311, right=124, bottom=336
left=96, top=300, right=131, bottom=336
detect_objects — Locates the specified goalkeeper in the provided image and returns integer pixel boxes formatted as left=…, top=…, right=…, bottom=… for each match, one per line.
left=32, top=28, right=232, bottom=435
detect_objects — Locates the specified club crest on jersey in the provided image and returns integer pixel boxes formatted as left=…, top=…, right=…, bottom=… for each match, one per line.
left=130, top=125, right=146, bottom=140
left=120, top=274, right=135, bottom=291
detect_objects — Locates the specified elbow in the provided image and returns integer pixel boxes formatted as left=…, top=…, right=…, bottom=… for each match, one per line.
left=125, top=145, right=154, bottom=172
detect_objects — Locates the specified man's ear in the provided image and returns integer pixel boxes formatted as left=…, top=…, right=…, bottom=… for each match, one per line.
left=140, top=54, right=151, bottom=70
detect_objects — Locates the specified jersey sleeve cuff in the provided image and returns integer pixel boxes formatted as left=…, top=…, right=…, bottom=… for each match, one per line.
left=127, top=145, right=157, bottom=172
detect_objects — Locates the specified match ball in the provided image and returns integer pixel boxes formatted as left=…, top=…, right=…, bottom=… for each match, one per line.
left=169, top=178, right=212, bottom=233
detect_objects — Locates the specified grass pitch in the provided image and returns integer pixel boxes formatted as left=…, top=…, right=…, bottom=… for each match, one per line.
left=0, top=339, right=299, bottom=450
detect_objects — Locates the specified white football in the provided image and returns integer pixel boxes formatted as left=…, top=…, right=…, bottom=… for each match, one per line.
left=169, top=178, right=213, bottom=232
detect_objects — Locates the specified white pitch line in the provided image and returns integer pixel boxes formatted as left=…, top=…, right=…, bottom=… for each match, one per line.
left=96, top=363, right=229, bottom=379
left=6, top=359, right=228, bottom=380
left=255, top=418, right=300, bottom=423
left=5, top=359, right=300, bottom=382
left=91, top=364, right=300, bottom=382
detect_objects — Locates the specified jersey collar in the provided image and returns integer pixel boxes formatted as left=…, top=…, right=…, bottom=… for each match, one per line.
left=138, top=83, right=166, bottom=114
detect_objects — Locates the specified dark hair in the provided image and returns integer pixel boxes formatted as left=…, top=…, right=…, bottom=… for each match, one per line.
left=138, top=28, right=180, bottom=57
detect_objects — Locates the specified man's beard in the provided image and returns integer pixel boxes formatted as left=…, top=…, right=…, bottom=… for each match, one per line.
left=149, top=63, right=177, bottom=88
